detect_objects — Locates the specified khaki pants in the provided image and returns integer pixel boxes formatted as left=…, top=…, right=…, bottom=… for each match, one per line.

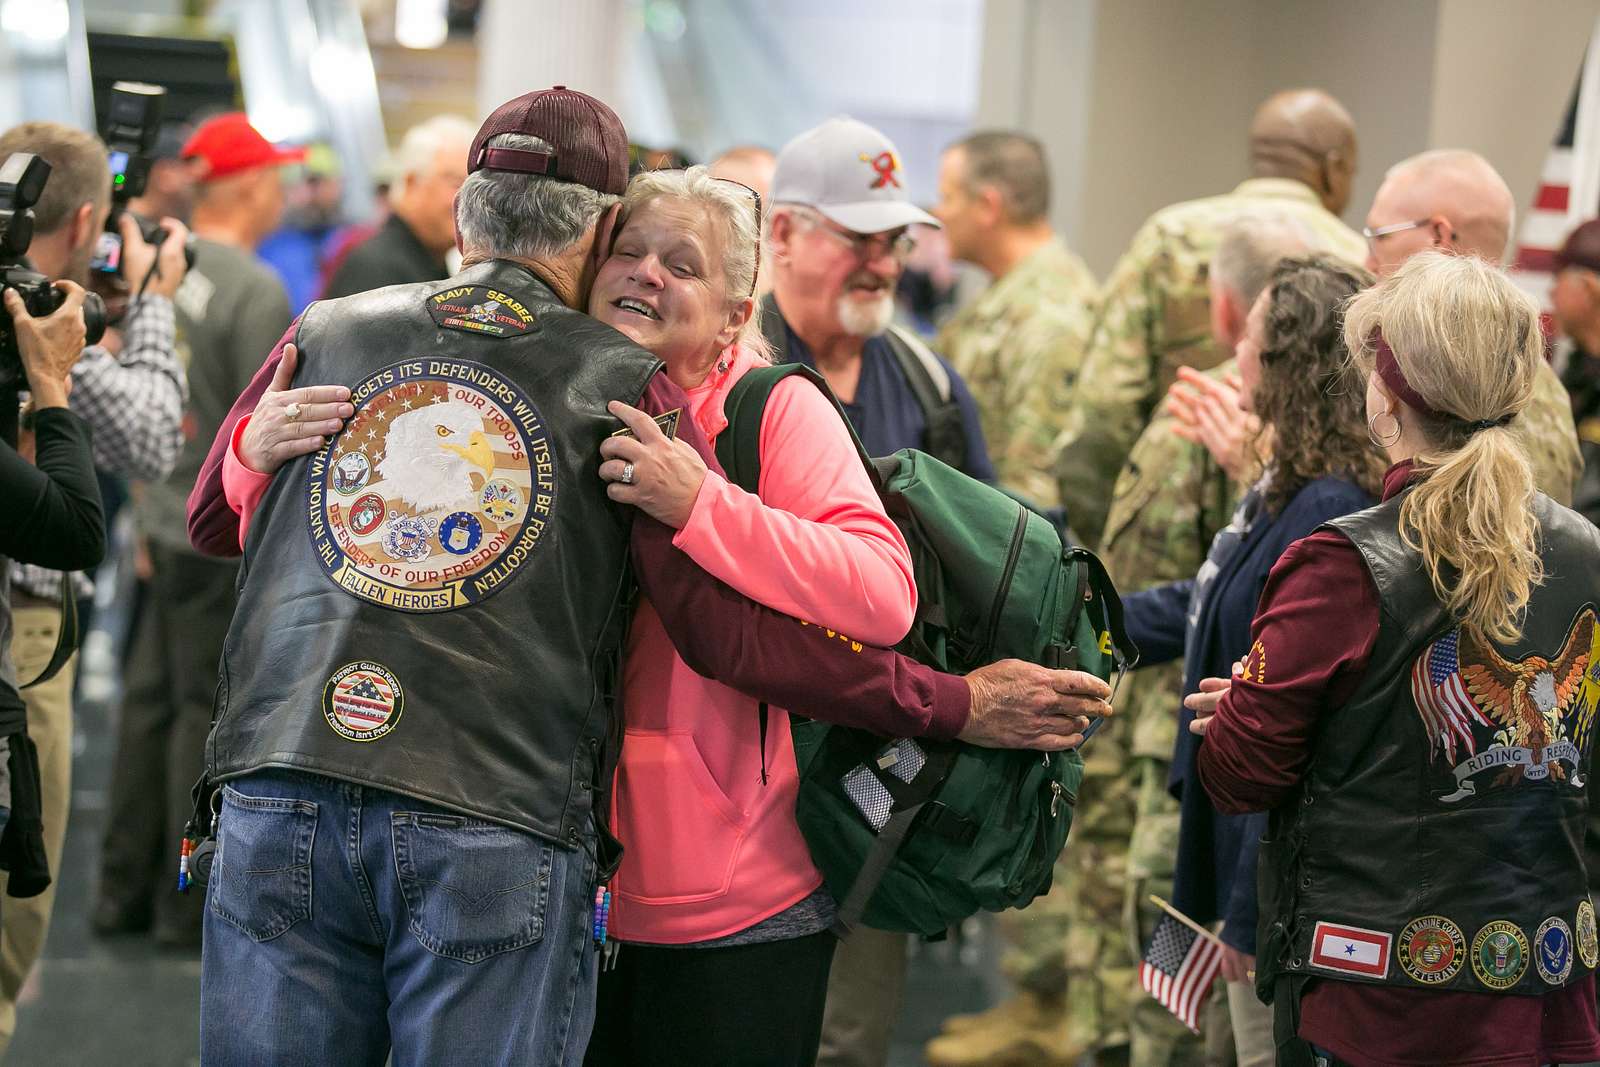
left=815, top=927, right=907, bottom=1067
left=1225, top=980, right=1273, bottom=1067
left=0, top=603, right=76, bottom=1055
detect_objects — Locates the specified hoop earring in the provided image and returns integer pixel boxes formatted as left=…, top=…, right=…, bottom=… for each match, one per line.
left=1367, top=410, right=1402, bottom=449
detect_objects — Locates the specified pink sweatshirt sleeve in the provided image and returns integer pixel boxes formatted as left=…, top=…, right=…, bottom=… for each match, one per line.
left=672, top=375, right=916, bottom=648
left=221, top=414, right=275, bottom=549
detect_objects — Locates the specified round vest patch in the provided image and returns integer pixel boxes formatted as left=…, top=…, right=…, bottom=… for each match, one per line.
left=323, top=661, right=404, bottom=741
left=1471, top=920, right=1530, bottom=990
left=1577, top=900, right=1599, bottom=970
left=307, top=358, right=556, bottom=613
left=1536, top=916, right=1575, bottom=985
left=1396, top=915, right=1465, bottom=986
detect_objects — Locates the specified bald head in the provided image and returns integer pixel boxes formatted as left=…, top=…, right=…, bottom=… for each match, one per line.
left=1363, top=149, right=1515, bottom=277
left=710, top=145, right=777, bottom=200
left=1249, top=89, right=1358, bottom=215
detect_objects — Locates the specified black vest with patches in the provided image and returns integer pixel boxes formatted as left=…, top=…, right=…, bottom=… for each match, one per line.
left=208, top=260, right=661, bottom=849
left=1258, top=491, right=1600, bottom=998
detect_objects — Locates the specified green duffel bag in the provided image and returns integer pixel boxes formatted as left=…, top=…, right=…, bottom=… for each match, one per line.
left=715, top=363, right=1136, bottom=939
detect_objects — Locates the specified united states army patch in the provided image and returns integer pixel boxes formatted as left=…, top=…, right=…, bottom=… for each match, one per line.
left=1578, top=900, right=1599, bottom=969
left=427, top=285, right=537, bottom=337
left=1536, top=916, right=1575, bottom=985
left=1471, top=920, right=1529, bottom=990
left=307, top=358, right=556, bottom=613
left=1396, top=915, right=1465, bottom=986
left=323, top=661, right=404, bottom=741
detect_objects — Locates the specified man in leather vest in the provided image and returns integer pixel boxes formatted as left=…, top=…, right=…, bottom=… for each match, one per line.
left=185, top=88, right=1114, bottom=1065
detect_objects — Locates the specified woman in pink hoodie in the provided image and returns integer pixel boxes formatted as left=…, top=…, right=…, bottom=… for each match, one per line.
left=582, top=167, right=916, bottom=1066
left=219, top=166, right=915, bottom=1065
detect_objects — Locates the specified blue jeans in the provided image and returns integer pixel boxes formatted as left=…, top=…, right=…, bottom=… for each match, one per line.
left=200, top=769, right=597, bottom=1066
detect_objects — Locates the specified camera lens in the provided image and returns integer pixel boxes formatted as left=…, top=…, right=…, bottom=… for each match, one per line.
left=82, top=292, right=106, bottom=347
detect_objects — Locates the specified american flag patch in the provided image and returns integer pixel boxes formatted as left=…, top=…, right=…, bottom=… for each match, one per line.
left=1411, top=629, right=1492, bottom=765
left=322, top=661, right=404, bottom=742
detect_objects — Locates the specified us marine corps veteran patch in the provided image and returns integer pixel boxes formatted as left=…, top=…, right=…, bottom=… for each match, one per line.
left=1397, top=915, right=1465, bottom=986
left=307, top=358, right=556, bottom=612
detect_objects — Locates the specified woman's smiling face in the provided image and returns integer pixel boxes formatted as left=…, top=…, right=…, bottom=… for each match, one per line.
left=592, top=196, right=742, bottom=383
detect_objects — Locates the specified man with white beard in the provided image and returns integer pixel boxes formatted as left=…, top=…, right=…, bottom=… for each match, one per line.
left=759, top=118, right=993, bottom=1067
left=761, top=118, right=994, bottom=485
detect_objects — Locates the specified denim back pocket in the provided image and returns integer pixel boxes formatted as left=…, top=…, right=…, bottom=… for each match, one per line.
left=210, top=787, right=317, bottom=942
left=390, top=812, right=552, bottom=964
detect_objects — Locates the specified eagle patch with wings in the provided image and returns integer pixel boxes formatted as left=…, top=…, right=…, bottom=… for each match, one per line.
left=1410, top=607, right=1599, bottom=803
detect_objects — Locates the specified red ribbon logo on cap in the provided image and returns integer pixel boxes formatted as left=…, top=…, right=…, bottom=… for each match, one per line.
left=859, top=151, right=901, bottom=189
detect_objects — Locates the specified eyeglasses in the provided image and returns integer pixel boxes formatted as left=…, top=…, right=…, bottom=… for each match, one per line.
left=711, top=176, right=763, bottom=299
left=796, top=207, right=917, bottom=264
left=1362, top=218, right=1431, bottom=246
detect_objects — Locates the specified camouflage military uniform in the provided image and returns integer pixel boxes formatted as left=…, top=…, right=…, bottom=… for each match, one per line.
left=1052, top=179, right=1368, bottom=547
left=937, top=238, right=1098, bottom=509
left=1522, top=359, right=1583, bottom=506
left=1062, top=373, right=1239, bottom=1067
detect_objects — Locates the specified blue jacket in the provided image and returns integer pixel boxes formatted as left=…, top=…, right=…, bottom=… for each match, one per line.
left=1122, top=475, right=1373, bottom=954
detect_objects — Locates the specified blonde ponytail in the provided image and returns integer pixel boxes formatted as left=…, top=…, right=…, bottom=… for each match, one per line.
left=1343, top=252, right=1544, bottom=644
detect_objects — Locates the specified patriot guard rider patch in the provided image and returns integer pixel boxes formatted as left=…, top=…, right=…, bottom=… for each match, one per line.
left=323, top=660, right=404, bottom=741
left=307, top=358, right=555, bottom=613
left=428, top=285, right=537, bottom=337
left=1309, top=921, right=1392, bottom=978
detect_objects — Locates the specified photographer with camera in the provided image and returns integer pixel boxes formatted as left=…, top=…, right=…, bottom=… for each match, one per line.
left=0, top=275, right=105, bottom=971
left=0, top=120, right=186, bottom=1054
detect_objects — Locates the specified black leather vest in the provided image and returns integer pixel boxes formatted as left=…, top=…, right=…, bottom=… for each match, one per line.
left=1259, top=492, right=1600, bottom=998
left=207, top=261, right=662, bottom=848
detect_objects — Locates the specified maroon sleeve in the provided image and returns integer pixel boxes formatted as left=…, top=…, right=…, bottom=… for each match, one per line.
left=1197, top=530, right=1379, bottom=813
left=186, top=320, right=299, bottom=557
left=632, top=373, right=971, bottom=738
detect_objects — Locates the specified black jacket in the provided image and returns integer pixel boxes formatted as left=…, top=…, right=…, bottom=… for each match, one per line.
left=321, top=214, right=448, bottom=301
left=208, top=260, right=661, bottom=850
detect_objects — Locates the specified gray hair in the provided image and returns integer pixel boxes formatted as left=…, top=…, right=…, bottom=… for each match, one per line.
left=622, top=165, right=769, bottom=358
left=388, top=114, right=475, bottom=206
left=455, top=133, right=620, bottom=263
left=950, top=130, right=1050, bottom=224
left=1211, top=211, right=1321, bottom=306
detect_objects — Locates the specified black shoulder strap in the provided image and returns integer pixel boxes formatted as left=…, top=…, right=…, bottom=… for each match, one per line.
left=882, top=327, right=969, bottom=471
left=758, top=292, right=790, bottom=366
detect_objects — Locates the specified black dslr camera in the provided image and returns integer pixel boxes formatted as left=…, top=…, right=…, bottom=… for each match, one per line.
left=90, top=80, right=193, bottom=277
left=1, top=153, right=108, bottom=417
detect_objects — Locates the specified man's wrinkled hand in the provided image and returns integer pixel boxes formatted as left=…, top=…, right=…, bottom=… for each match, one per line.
left=959, top=659, right=1113, bottom=751
left=4, top=281, right=87, bottom=409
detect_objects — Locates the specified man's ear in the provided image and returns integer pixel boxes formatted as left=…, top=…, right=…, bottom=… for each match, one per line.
left=1430, top=215, right=1456, bottom=250
left=768, top=210, right=794, bottom=259
left=978, top=185, right=1004, bottom=228
left=70, top=200, right=97, bottom=253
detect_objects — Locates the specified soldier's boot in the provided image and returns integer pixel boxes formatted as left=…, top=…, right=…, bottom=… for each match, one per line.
left=923, top=992, right=1081, bottom=1067
left=932, top=992, right=1039, bottom=1035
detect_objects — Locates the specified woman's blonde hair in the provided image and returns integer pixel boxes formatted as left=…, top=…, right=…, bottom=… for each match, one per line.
left=1342, top=251, right=1545, bottom=644
left=620, top=165, right=771, bottom=361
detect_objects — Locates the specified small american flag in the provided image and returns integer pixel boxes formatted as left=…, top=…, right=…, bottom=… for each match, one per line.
left=1140, top=913, right=1222, bottom=1033
left=1410, top=630, right=1491, bottom=765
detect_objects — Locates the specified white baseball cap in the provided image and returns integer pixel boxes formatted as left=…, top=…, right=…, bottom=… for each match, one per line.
left=770, top=117, right=940, bottom=234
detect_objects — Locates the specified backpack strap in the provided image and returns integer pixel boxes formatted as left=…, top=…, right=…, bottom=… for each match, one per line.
left=715, top=362, right=876, bottom=495
left=883, top=325, right=969, bottom=471
left=830, top=742, right=961, bottom=939
left=758, top=292, right=790, bottom=366
left=1043, top=547, right=1140, bottom=702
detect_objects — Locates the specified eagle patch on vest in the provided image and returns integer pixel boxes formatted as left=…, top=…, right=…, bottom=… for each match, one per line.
left=1410, top=608, right=1598, bottom=802
left=307, top=358, right=556, bottom=613
left=427, top=285, right=537, bottom=337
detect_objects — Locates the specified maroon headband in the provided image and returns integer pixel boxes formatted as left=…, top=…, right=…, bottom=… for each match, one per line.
left=1372, top=330, right=1447, bottom=420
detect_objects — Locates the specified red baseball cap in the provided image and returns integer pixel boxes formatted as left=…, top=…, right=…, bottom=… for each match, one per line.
left=182, top=112, right=307, bottom=181
left=468, top=86, right=628, bottom=196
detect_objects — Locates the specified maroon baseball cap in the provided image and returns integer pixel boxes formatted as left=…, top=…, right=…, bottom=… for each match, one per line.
left=468, top=86, right=628, bottom=196
left=1555, top=219, right=1600, bottom=273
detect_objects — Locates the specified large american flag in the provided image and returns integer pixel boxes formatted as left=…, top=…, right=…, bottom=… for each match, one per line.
left=1510, top=19, right=1600, bottom=314
left=1410, top=629, right=1491, bottom=765
left=1140, top=914, right=1222, bottom=1033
